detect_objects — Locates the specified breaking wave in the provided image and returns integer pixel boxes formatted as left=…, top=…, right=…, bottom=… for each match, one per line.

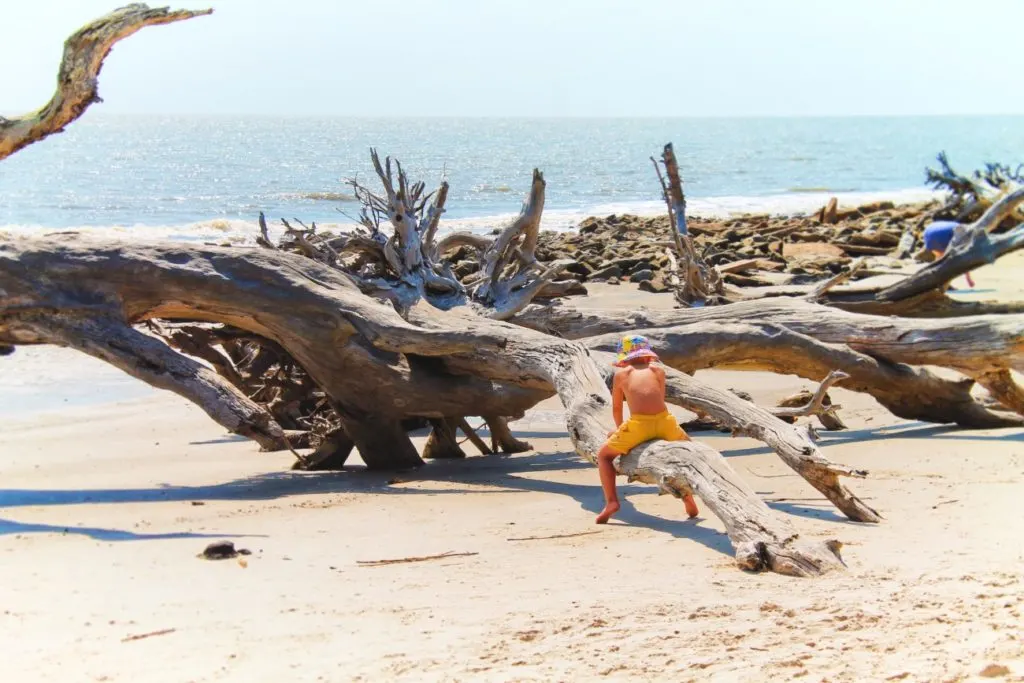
left=0, top=187, right=943, bottom=245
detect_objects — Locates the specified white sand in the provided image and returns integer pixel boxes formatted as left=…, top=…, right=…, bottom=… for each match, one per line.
left=1, top=256, right=1023, bottom=682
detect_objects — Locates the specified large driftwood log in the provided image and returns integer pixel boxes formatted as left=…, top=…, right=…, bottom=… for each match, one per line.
left=0, top=4, right=212, bottom=161
left=0, top=235, right=848, bottom=575
left=515, top=298, right=1024, bottom=427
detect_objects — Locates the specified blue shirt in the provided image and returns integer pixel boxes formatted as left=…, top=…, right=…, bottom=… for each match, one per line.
left=923, top=221, right=960, bottom=253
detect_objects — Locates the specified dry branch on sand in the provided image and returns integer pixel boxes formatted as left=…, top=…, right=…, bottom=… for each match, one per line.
left=4, top=5, right=1024, bottom=577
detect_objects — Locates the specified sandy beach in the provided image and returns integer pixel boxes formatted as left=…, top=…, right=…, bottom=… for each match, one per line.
left=2, top=257, right=1023, bottom=682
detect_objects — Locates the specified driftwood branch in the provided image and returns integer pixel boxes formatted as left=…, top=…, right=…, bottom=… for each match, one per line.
left=926, top=152, right=1024, bottom=224
left=772, top=370, right=850, bottom=420
left=653, top=143, right=723, bottom=305
left=1, top=311, right=286, bottom=451
left=0, top=4, right=212, bottom=161
left=357, top=551, right=478, bottom=566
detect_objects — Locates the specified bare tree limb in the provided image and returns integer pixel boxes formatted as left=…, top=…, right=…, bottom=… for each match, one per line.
left=0, top=4, right=213, bottom=160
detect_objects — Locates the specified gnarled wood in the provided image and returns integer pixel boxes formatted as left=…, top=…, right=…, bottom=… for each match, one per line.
left=0, top=4, right=212, bottom=161
left=484, top=415, right=532, bottom=454
left=516, top=297, right=1024, bottom=425
left=1, top=311, right=286, bottom=451
left=773, top=370, right=849, bottom=429
left=926, top=152, right=1024, bottom=225
left=292, top=428, right=355, bottom=471
left=0, top=235, right=847, bottom=575
left=624, top=440, right=845, bottom=575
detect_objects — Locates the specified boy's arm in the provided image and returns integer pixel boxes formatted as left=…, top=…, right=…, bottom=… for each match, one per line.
left=611, top=370, right=625, bottom=427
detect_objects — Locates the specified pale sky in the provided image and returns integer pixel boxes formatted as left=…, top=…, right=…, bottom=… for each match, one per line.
left=3, top=0, right=1023, bottom=117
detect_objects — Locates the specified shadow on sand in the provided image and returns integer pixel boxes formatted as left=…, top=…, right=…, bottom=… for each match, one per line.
left=13, top=419, right=975, bottom=550
left=0, top=450, right=733, bottom=555
left=711, top=420, right=1024, bottom=458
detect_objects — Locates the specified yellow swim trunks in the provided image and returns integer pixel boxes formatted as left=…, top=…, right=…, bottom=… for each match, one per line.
left=606, top=411, right=688, bottom=454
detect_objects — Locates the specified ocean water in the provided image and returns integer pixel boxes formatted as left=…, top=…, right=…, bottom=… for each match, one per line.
left=2, top=115, right=1022, bottom=243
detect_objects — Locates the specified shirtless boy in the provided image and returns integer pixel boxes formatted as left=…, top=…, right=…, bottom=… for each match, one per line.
left=595, top=334, right=700, bottom=524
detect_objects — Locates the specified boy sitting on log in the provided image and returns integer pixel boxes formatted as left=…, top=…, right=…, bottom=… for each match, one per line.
left=595, top=335, right=700, bottom=524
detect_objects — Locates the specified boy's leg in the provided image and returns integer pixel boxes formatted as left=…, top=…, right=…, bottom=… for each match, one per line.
left=664, top=421, right=700, bottom=519
left=595, top=442, right=624, bottom=524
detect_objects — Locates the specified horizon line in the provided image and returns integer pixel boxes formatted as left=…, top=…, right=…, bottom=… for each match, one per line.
left=70, top=112, right=1024, bottom=120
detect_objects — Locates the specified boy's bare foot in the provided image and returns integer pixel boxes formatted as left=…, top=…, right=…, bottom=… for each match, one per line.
left=595, top=501, right=621, bottom=524
left=683, top=494, right=699, bottom=518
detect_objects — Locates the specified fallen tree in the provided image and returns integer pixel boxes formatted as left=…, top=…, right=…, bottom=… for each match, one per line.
left=1, top=234, right=851, bottom=575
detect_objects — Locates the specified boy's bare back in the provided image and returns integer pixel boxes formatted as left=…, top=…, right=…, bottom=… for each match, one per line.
left=613, top=361, right=669, bottom=416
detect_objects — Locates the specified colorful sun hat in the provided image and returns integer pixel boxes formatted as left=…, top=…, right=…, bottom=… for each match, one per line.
left=615, top=334, right=659, bottom=366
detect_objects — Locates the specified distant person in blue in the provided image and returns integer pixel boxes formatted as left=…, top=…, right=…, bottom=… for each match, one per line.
left=922, top=220, right=975, bottom=289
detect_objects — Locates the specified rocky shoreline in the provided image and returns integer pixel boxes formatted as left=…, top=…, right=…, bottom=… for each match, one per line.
left=445, top=199, right=940, bottom=295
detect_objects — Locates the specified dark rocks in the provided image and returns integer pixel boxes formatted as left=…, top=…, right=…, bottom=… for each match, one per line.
left=198, top=541, right=251, bottom=560
left=438, top=197, right=936, bottom=298
left=564, top=261, right=593, bottom=277
left=638, top=277, right=669, bottom=293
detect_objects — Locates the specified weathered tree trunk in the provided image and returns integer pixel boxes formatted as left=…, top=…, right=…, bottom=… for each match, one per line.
left=515, top=298, right=1024, bottom=426
left=0, top=236, right=850, bottom=575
